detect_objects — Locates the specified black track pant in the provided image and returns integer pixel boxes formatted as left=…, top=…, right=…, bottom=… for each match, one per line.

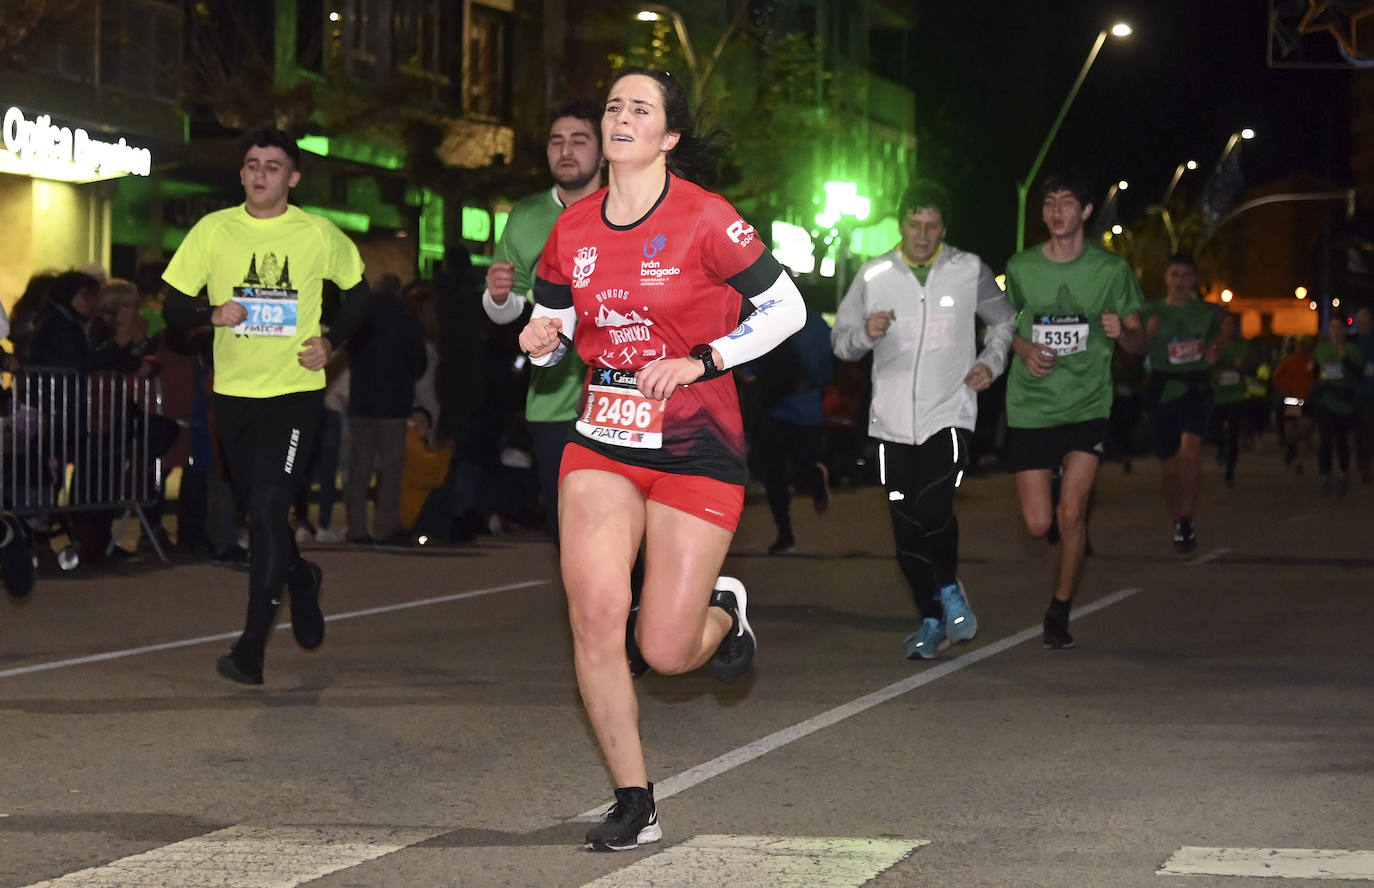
left=879, top=428, right=969, bottom=621
left=215, top=391, right=323, bottom=646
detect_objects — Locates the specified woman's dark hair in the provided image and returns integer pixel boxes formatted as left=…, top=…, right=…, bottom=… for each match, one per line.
left=49, top=271, right=101, bottom=308
left=1167, top=251, right=1197, bottom=269
left=608, top=67, right=730, bottom=188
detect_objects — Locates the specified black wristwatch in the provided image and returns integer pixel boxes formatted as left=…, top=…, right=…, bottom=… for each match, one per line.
left=690, top=343, right=718, bottom=376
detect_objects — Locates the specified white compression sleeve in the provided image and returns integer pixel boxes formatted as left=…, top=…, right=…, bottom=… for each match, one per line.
left=710, top=271, right=807, bottom=370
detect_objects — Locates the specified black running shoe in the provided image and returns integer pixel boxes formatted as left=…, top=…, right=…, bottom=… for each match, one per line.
left=0, top=512, right=36, bottom=599
left=1043, top=600, right=1074, bottom=650
left=216, top=638, right=265, bottom=685
left=287, top=559, right=325, bottom=650
left=584, top=784, right=661, bottom=852
left=709, top=577, right=755, bottom=684
left=1172, top=519, right=1197, bottom=554
left=626, top=605, right=649, bottom=677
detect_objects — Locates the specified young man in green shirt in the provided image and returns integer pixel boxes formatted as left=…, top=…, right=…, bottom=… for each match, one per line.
left=1139, top=253, right=1221, bottom=552
left=1313, top=314, right=1367, bottom=497
left=1211, top=312, right=1253, bottom=488
left=163, top=129, right=375, bottom=685
left=482, top=99, right=603, bottom=538
left=1005, top=172, right=1146, bottom=649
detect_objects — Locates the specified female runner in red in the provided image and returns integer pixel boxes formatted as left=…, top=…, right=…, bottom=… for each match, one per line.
left=519, top=68, right=806, bottom=852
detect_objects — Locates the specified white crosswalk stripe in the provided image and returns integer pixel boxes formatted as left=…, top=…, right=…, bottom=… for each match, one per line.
left=18, top=825, right=445, bottom=888
left=1159, top=847, right=1374, bottom=880
left=578, top=835, right=926, bottom=888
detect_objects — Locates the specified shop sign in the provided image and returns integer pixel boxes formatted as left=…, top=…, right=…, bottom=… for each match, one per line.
left=1, top=105, right=153, bottom=183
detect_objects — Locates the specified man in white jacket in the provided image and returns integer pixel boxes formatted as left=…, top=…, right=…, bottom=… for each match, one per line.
left=832, top=180, right=1015, bottom=660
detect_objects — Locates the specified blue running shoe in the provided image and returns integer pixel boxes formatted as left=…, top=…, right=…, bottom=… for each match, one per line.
left=902, top=617, right=948, bottom=660
left=939, top=581, right=978, bottom=643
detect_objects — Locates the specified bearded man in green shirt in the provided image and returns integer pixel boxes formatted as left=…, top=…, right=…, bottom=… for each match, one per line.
left=1005, top=172, right=1146, bottom=649
left=482, top=99, right=603, bottom=538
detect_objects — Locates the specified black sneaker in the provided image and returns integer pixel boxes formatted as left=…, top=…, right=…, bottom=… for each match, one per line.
left=287, top=559, right=325, bottom=650
left=216, top=638, right=265, bottom=685
left=0, top=512, right=36, bottom=600
left=584, top=784, right=661, bottom=852
left=626, top=605, right=649, bottom=677
left=1172, top=519, right=1197, bottom=554
left=1043, top=600, right=1074, bottom=650
left=709, top=577, right=755, bottom=684
left=766, top=534, right=796, bottom=555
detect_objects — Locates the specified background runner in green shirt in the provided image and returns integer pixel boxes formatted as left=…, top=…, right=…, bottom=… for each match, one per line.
left=481, top=100, right=603, bottom=537
left=1211, top=313, right=1253, bottom=486
left=1138, top=253, right=1221, bottom=552
left=1312, top=315, right=1367, bottom=496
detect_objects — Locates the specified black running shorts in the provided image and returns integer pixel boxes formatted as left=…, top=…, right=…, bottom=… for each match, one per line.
left=1006, top=418, right=1109, bottom=474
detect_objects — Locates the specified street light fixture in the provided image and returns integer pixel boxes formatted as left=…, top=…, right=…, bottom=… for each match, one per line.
left=1213, top=127, right=1256, bottom=175
left=634, top=3, right=748, bottom=106
left=1161, top=159, right=1199, bottom=204
left=1015, top=22, right=1133, bottom=252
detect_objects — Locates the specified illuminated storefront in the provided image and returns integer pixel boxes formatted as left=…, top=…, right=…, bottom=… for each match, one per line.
left=0, top=100, right=163, bottom=314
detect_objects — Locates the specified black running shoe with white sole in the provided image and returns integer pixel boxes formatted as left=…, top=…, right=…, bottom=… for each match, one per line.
left=584, top=784, right=661, bottom=852
left=709, top=576, right=755, bottom=684
left=1043, top=599, right=1074, bottom=650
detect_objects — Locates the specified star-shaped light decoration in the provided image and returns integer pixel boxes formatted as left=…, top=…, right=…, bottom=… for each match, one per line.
left=1297, top=0, right=1374, bottom=58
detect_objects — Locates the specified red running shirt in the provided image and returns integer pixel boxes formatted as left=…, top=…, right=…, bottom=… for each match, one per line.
left=535, top=173, right=778, bottom=484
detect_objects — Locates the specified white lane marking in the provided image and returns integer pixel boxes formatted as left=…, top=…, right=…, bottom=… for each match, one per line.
left=579, top=835, right=926, bottom=888
left=0, top=580, right=549, bottom=680
left=18, top=824, right=445, bottom=888
left=574, top=587, right=1141, bottom=820
left=1189, top=547, right=1230, bottom=566
left=1159, top=846, right=1374, bottom=880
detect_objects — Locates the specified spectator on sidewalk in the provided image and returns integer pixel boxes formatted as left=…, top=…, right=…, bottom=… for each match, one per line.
left=343, top=273, right=428, bottom=545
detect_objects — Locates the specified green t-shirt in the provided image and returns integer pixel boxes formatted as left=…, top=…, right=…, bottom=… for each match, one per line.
left=163, top=205, right=364, bottom=398
left=1312, top=340, right=1367, bottom=415
left=1211, top=338, right=1252, bottom=405
left=1004, top=243, right=1145, bottom=428
left=1139, top=297, right=1219, bottom=403
left=497, top=188, right=586, bottom=423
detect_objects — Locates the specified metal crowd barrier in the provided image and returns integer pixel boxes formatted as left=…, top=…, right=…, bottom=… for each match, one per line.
left=1, top=367, right=170, bottom=567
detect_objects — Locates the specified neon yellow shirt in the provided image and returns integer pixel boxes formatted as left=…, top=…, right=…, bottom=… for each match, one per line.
left=163, top=204, right=365, bottom=398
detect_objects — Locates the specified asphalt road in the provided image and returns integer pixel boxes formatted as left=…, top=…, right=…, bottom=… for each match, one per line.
left=1, top=442, right=1371, bottom=887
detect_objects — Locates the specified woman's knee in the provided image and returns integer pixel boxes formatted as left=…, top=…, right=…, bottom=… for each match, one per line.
left=639, top=634, right=700, bottom=676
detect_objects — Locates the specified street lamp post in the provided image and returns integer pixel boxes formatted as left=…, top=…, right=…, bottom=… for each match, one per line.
left=1212, top=128, right=1255, bottom=176
left=1161, top=159, right=1198, bottom=205
left=1015, top=22, right=1132, bottom=253
left=636, top=3, right=749, bottom=106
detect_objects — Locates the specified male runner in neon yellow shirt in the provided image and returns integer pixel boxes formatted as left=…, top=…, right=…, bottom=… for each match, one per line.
left=163, top=128, right=375, bottom=685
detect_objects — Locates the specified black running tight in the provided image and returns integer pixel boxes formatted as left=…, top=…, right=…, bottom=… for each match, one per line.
left=879, top=429, right=969, bottom=620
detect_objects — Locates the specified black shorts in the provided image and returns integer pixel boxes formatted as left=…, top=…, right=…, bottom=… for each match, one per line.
left=1006, top=419, right=1109, bottom=474
left=213, top=390, right=324, bottom=498
left=1148, top=388, right=1213, bottom=460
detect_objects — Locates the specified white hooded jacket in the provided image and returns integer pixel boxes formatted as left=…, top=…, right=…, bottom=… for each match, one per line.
left=831, top=244, right=1015, bottom=446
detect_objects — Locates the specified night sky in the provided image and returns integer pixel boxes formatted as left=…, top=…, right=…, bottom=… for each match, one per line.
left=910, top=0, right=1353, bottom=268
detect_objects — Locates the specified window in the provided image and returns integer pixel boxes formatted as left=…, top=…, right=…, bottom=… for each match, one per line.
left=297, top=0, right=325, bottom=73
left=394, top=0, right=453, bottom=101
left=465, top=3, right=511, bottom=121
